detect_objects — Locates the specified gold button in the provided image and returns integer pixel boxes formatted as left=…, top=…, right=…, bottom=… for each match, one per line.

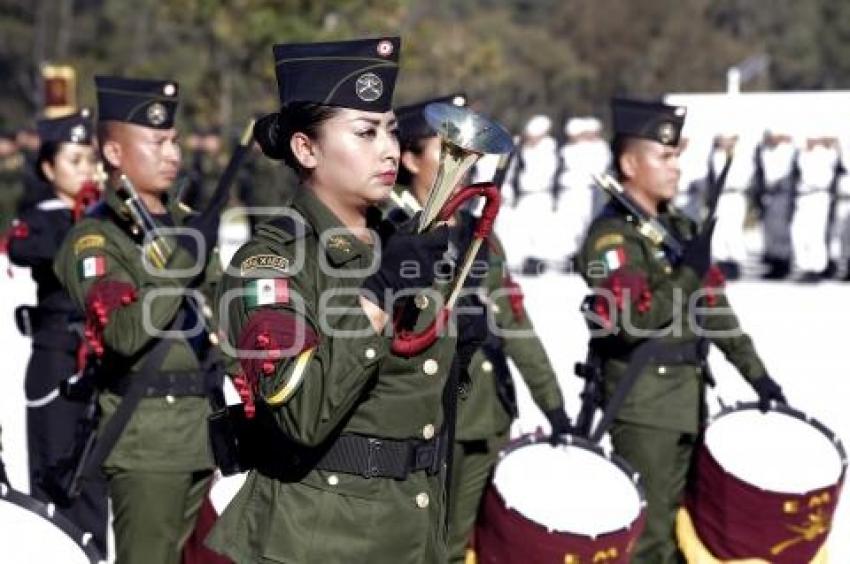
left=491, top=303, right=501, bottom=314
left=415, top=492, right=430, bottom=509
left=422, top=424, right=435, bottom=440
left=481, top=360, right=493, bottom=373
left=664, top=265, right=672, bottom=274
left=165, top=395, right=175, bottom=404
left=327, top=474, right=339, bottom=486
left=414, top=293, right=430, bottom=310
left=365, top=348, right=376, bottom=360
left=658, top=366, right=667, bottom=375
left=422, top=359, right=439, bottom=376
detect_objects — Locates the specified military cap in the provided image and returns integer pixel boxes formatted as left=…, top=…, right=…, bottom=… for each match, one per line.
left=611, top=97, right=686, bottom=146
left=95, top=75, right=179, bottom=129
left=396, top=93, right=467, bottom=147
left=36, top=109, right=93, bottom=145
left=255, top=37, right=401, bottom=159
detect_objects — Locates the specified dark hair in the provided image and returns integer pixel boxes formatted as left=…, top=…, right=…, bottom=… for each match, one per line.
left=396, top=135, right=430, bottom=187
left=35, top=140, right=61, bottom=182
left=611, top=134, right=642, bottom=182
left=97, top=121, right=119, bottom=173
left=256, top=102, right=341, bottom=178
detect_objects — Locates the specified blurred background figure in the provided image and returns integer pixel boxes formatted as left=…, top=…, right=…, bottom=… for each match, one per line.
left=502, top=114, right=559, bottom=275
left=709, top=132, right=753, bottom=280
left=6, top=110, right=108, bottom=554
left=829, top=141, right=850, bottom=281
left=13, top=126, right=53, bottom=213
left=0, top=129, right=24, bottom=231
left=674, top=135, right=710, bottom=221
left=793, top=135, right=840, bottom=282
left=555, top=116, right=610, bottom=268
left=754, top=127, right=798, bottom=279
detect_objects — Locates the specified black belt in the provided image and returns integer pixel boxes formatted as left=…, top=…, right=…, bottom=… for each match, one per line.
left=106, top=371, right=206, bottom=398
left=596, top=338, right=707, bottom=364
left=316, top=433, right=444, bottom=480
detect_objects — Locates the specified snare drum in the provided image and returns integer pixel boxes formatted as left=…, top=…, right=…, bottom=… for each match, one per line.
left=681, top=402, right=846, bottom=564
left=475, top=434, right=646, bottom=564
left=0, top=483, right=103, bottom=563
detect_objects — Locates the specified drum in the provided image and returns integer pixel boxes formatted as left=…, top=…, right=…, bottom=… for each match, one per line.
left=0, top=483, right=103, bottom=563
left=682, top=402, right=846, bottom=563
left=475, top=434, right=646, bottom=564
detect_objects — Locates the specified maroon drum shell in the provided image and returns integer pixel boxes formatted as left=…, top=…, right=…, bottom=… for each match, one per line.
left=685, top=404, right=845, bottom=563
left=474, top=435, right=646, bottom=564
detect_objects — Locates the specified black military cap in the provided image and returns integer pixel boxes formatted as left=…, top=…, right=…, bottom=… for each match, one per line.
left=95, top=75, right=179, bottom=129
left=255, top=37, right=401, bottom=159
left=36, top=109, right=93, bottom=145
left=611, top=97, right=687, bottom=146
left=396, top=93, right=467, bottom=147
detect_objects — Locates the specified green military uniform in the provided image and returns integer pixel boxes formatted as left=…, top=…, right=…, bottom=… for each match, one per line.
left=577, top=203, right=769, bottom=563
left=448, top=234, right=565, bottom=562
left=54, top=186, right=218, bottom=563
left=207, top=187, right=457, bottom=563
left=0, top=149, right=23, bottom=231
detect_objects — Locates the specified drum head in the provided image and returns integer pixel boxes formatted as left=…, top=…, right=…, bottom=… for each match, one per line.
left=705, top=404, right=845, bottom=494
left=493, top=439, right=642, bottom=536
left=0, top=486, right=101, bottom=563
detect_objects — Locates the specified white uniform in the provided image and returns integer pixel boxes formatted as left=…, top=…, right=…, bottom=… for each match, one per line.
left=829, top=172, right=850, bottom=276
left=676, top=141, right=710, bottom=222
left=498, top=118, right=559, bottom=268
left=793, top=145, right=838, bottom=274
left=555, top=138, right=611, bottom=258
left=711, top=147, right=753, bottom=268
left=758, top=139, right=797, bottom=268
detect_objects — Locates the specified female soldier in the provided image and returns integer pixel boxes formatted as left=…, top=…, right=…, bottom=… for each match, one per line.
left=7, top=109, right=107, bottom=553
left=207, top=37, right=462, bottom=563
left=394, top=96, right=570, bottom=562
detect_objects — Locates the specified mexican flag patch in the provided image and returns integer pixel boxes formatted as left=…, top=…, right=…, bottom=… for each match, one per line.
left=604, top=247, right=626, bottom=271
left=78, top=255, right=106, bottom=279
left=245, top=278, right=288, bottom=307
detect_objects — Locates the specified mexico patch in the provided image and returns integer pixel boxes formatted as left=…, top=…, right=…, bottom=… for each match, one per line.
left=78, top=255, right=106, bottom=279
left=74, top=234, right=106, bottom=255
left=245, top=278, right=288, bottom=308
left=604, top=247, right=626, bottom=271
left=240, top=254, right=290, bottom=276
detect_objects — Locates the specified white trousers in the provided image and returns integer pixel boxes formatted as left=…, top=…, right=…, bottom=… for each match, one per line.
left=712, top=191, right=748, bottom=263
left=792, top=190, right=831, bottom=273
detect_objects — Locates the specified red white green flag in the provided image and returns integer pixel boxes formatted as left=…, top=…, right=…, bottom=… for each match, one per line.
left=245, top=278, right=288, bottom=307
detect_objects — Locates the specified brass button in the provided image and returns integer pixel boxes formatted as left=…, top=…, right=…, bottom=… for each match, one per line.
left=422, top=359, right=439, bottom=376
left=415, top=492, right=430, bottom=509
left=422, top=424, right=435, bottom=440
left=481, top=360, right=493, bottom=373
left=491, top=303, right=501, bottom=314
left=365, top=348, right=377, bottom=360
left=414, top=293, right=430, bottom=310
left=165, top=395, right=175, bottom=404
left=327, top=474, right=339, bottom=486
left=658, top=366, right=667, bottom=375
left=664, top=265, right=672, bottom=274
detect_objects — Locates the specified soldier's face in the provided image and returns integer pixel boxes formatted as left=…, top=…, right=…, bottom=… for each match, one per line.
left=303, top=109, right=400, bottom=207
left=104, top=124, right=181, bottom=193
left=42, top=142, right=97, bottom=198
left=401, top=136, right=441, bottom=206
left=623, top=140, right=681, bottom=205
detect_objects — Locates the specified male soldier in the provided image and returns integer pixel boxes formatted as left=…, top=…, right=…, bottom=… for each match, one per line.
left=755, top=128, right=797, bottom=280
left=792, top=135, right=839, bottom=282
left=394, top=95, right=570, bottom=562
left=830, top=141, right=850, bottom=280
left=502, top=114, right=559, bottom=274
left=708, top=131, right=753, bottom=280
left=54, top=76, right=219, bottom=564
left=576, top=98, right=786, bottom=564
left=0, top=129, right=24, bottom=229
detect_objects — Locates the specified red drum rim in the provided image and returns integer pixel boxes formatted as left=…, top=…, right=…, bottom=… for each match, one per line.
left=495, top=432, right=647, bottom=536
left=0, top=483, right=104, bottom=563
left=707, top=401, right=848, bottom=474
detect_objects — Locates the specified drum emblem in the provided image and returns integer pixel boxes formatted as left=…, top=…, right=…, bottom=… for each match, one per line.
left=355, top=73, right=383, bottom=102
left=770, top=508, right=830, bottom=556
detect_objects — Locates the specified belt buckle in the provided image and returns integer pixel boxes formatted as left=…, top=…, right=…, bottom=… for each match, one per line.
left=364, top=438, right=382, bottom=479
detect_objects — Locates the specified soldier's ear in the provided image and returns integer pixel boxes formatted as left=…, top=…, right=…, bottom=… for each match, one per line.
left=102, top=139, right=122, bottom=170
left=40, top=160, right=56, bottom=183
left=620, top=150, right=638, bottom=180
left=290, top=132, right=317, bottom=170
left=401, top=150, right=421, bottom=176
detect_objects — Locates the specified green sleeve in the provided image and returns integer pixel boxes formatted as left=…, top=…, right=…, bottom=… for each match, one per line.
left=698, top=289, right=767, bottom=382
left=54, top=222, right=198, bottom=357
left=220, top=242, right=387, bottom=447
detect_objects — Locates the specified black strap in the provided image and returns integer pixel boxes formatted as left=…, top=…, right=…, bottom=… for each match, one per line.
left=588, top=339, right=707, bottom=443
left=81, top=309, right=186, bottom=480
left=316, top=434, right=443, bottom=480
left=105, top=370, right=207, bottom=397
